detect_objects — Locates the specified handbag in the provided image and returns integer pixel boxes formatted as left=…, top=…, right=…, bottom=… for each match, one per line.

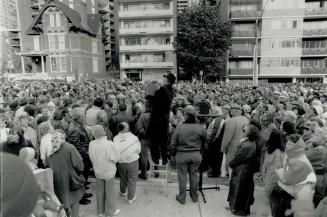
left=69, top=169, right=85, bottom=191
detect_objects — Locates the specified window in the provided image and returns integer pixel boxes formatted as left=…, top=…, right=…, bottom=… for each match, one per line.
left=58, top=35, right=65, bottom=50
left=55, top=13, right=61, bottom=27
left=92, top=40, right=97, bottom=53
left=50, top=57, right=59, bottom=72
left=48, top=35, right=56, bottom=49
left=61, top=56, right=67, bottom=72
left=126, top=55, right=130, bottom=62
left=92, top=58, right=98, bottom=73
left=34, top=36, right=40, bottom=51
left=49, top=14, right=55, bottom=27
left=292, top=20, right=297, bottom=29
left=69, top=3, right=73, bottom=9
left=165, top=20, right=170, bottom=27
left=91, top=7, right=95, bottom=14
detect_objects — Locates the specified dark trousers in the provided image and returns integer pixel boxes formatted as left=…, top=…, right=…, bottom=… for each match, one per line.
left=150, top=133, right=168, bottom=163
left=176, top=152, right=202, bottom=203
left=139, top=139, right=150, bottom=176
left=269, top=186, right=294, bottom=217
left=82, top=155, right=92, bottom=184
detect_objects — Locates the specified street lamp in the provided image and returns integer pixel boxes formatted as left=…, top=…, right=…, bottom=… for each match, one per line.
left=253, top=0, right=270, bottom=87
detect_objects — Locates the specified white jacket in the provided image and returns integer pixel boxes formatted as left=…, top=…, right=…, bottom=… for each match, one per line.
left=113, top=132, right=141, bottom=164
left=89, top=137, right=120, bottom=179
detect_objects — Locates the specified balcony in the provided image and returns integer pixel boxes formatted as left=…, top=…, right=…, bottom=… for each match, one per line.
left=303, top=29, right=327, bottom=37
left=101, top=14, right=109, bottom=22
left=120, top=44, right=173, bottom=52
left=31, top=3, right=39, bottom=9
left=229, top=68, right=253, bottom=76
left=119, top=27, right=173, bottom=35
left=104, top=44, right=111, bottom=50
left=9, top=41, right=20, bottom=47
left=119, top=10, right=173, bottom=18
left=120, top=61, right=174, bottom=69
left=232, top=30, right=256, bottom=38
left=304, top=8, right=327, bottom=19
left=301, top=67, right=327, bottom=75
left=230, top=49, right=254, bottom=57
left=99, top=5, right=109, bottom=14
left=9, top=32, right=20, bottom=40
left=230, top=10, right=260, bottom=20
left=302, top=47, right=327, bottom=56
left=98, top=0, right=108, bottom=6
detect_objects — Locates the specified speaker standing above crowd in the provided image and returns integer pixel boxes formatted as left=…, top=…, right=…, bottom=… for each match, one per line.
left=1, top=75, right=327, bottom=217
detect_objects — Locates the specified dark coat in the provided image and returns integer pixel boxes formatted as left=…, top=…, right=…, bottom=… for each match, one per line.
left=47, top=142, right=84, bottom=208
left=67, top=120, right=92, bottom=157
left=146, top=84, right=175, bottom=142
left=228, top=138, right=257, bottom=215
left=306, top=146, right=327, bottom=206
left=109, top=111, right=133, bottom=136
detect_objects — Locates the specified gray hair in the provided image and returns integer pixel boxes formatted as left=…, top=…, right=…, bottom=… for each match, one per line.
left=72, top=107, right=85, bottom=122
left=39, top=121, right=52, bottom=137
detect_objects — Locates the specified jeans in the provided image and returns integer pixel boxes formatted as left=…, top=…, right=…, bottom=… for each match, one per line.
left=96, top=178, right=116, bottom=216
left=176, top=152, right=201, bottom=203
left=117, top=160, right=139, bottom=200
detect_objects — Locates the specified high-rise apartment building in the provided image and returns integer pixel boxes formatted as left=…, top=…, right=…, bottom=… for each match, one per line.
left=228, top=0, right=327, bottom=83
left=177, top=0, right=200, bottom=12
left=117, top=0, right=177, bottom=81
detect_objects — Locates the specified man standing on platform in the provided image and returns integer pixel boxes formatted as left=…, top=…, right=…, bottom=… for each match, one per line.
left=146, top=72, right=176, bottom=165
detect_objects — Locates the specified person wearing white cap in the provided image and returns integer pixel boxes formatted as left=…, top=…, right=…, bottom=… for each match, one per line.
left=206, top=106, right=225, bottom=177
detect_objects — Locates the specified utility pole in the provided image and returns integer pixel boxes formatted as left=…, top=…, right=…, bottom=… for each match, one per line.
left=253, top=0, right=270, bottom=87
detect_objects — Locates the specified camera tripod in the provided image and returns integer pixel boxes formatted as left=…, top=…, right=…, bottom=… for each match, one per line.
left=187, top=160, right=220, bottom=203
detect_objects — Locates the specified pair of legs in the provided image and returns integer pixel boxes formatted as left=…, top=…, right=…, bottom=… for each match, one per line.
left=269, top=186, right=294, bottom=217
left=117, top=161, right=139, bottom=200
left=65, top=203, right=79, bottom=217
left=139, top=140, right=149, bottom=178
left=176, top=152, right=202, bottom=204
left=96, top=178, right=116, bottom=217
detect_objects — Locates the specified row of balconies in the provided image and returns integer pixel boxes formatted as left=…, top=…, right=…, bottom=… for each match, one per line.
left=120, top=61, right=174, bottom=69
left=119, top=27, right=174, bottom=35
left=230, top=47, right=327, bottom=57
left=229, top=68, right=327, bottom=75
left=232, top=28, right=327, bottom=38
left=230, top=8, right=327, bottom=19
left=120, top=44, right=173, bottom=52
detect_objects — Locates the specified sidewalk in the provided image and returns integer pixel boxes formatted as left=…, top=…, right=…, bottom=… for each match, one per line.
left=80, top=178, right=269, bottom=217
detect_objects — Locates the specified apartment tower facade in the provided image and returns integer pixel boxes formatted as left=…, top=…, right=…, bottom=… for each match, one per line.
left=117, top=0, right=177, bottom=81
left=228, top=0, right=327, bottom=83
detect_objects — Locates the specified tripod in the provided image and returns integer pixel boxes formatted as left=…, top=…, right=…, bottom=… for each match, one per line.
left=187, top=158, right=220, bottom=203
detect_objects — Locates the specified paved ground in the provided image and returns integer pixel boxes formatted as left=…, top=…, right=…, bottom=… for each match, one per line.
left=80, top=177, right=269, bottom=217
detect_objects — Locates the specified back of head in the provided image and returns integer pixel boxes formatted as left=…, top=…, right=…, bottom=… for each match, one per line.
left=94, top=97, right=104, bottom=108
left=92, top=125, right=106, bottom=139
left=118, top=103, right=127, bottom=112
left=117, top=122, right=129, bottom=133
left=1, top=153, right=39, bottom=217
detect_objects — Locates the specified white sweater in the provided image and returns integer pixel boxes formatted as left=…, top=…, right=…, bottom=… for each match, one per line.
left=89, top=137, right=120, bottom=179
left=113, top=132, right=141, bottom=164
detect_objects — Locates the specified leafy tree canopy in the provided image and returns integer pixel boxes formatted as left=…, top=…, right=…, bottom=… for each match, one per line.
left=174, top=5, right=232, bottom=80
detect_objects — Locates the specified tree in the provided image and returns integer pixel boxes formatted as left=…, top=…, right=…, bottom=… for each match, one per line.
left=173, top=5, right=232, bottom=80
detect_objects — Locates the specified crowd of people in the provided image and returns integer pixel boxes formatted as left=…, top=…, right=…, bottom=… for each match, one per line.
left=1, top=73, right=327, bottom=217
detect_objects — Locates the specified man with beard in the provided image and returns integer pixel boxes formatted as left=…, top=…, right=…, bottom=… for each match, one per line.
left=146, top=72, right=176, bottom=165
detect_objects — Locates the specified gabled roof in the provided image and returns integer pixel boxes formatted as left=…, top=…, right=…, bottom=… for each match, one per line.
left=87, top=14, right=101, bottom=35
left=26, top=0, right=97, bottom=37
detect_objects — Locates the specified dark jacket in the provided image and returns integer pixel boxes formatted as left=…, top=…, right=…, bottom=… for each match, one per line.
left=135, top=112, right=150, bottom=140
left=66, top=120, right=93, bottom=157
left=109, top=111, right=133, bottom=136
left=170, top=121, right=207, bottom=156
left=146, top=84, right=175, bottom=141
